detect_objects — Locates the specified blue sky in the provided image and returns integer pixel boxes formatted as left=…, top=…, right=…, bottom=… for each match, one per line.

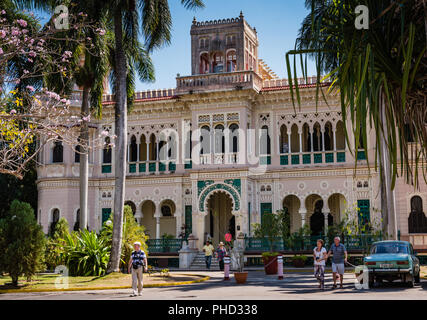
left=33, top=0, right=315, bottom=92
left=138, top=0, right=315, bottom=91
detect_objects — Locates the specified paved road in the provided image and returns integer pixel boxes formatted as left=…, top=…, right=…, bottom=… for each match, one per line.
left=1, top=272, right=426, bottom=300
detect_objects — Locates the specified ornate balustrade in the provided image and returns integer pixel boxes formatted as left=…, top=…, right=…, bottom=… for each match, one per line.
left=176, top=70, right=263, bottom=94
left=280, top=150, right=346, bottom=166
left=245, top=233, right=383, bottom=252
left=147, top=238, right=184, bottom=253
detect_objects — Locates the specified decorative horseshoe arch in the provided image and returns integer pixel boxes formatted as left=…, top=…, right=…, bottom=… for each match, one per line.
left=199, top=183, right=241, bottom=214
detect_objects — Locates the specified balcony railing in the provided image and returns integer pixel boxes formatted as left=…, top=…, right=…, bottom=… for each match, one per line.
left=147, top=239, right=184, bottom=253
left=280, top=150, right=346, bottom=166
left=245, top=233, right=383, bottom=252
left=176, top=70, right=263, bottom=94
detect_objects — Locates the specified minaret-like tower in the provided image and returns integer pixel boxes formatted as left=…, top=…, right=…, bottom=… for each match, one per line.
left=190, top=12, right=259, bottom=75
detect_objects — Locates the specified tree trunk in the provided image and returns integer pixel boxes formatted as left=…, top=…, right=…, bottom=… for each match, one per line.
left=107, top=10, right=127, bottom=273
left=79, top=86, right=89, bottom=231
left=379, top=92, right=397, bottom=239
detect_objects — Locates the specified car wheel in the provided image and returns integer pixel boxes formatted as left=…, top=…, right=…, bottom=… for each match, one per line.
left=407, top=275, right=415, bottom=288
left=414, top=272, right=420, bottom=284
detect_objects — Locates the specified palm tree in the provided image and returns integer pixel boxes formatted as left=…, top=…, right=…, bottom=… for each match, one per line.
left=288, top=0, right=427, bottom=238
left=105, top=0, right=204, bottom=273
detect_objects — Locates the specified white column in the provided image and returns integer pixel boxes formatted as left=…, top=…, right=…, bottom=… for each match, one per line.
left=300, top=208, right=307, bottom=227
left=310, top=128, right=313, bottom=152
left=321, top=129, right=325, bottom=152
left=287, top=131, right=291, bottom=153
left=156, top=217, right=161, bottom=239
left=299, top=130, right=302, bottom=153
left=146, top=142, right=149, bottom=161
left=323, top=212, right=329, bottom=233
left=333, top=126, right=337, bottom=151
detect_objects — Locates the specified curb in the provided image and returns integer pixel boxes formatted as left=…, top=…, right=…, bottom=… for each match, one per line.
left=0, top=274, right=210, bottom=294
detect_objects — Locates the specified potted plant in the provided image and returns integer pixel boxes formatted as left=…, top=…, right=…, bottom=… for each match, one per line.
left=252, top=211, right=283, bottom=275
left=261, top=252, right=280, bottom=274
left=231, top=245, right=247, bottom=284
left=292, top=255, right=308, bottom=268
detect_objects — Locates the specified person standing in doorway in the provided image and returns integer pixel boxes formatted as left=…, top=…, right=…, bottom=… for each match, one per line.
left=328, top=236, right=348, bottom=289
left=128, top=241, right=148, bottom=297
left=215, top=242, right=227, bottom=271
left=313, top=239, right=327, bottom=290
left=203, top=240, right=215, bottom=270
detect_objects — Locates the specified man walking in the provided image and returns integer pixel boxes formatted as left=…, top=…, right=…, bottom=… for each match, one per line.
left=128, top=241, right=148, bottom=297
left=203, top=240, right=214, bottom=270
left=328, top=236, right=348, bottom=289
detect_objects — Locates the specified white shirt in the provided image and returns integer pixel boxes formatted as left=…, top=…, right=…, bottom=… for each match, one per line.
left=314, top=247, right=327, bottom=266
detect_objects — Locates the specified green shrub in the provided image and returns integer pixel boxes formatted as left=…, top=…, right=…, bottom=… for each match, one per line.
left=45, top=217, right=69, bottom=271
left=261, top=252, right=279, bottom=259
left=62, top=230, right=110, bottom=276
left=100, top=205, right=148, bottom=270
left=0, top=200, right=46, bottom=286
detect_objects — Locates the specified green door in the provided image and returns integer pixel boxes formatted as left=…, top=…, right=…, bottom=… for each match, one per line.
left=185, top=205, right=192, bottom=238
left=260, top=203, right=272, bottom=226
left=357, top=200, right=370, bottom=227
left=101, top=208, right=112, bottom=227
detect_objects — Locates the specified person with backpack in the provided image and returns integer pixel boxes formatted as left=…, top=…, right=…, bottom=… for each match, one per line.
left=128, top=241, right=148, bottom=297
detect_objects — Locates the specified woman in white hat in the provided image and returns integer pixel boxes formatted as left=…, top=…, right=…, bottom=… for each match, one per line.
left=215, top=241, right=227, bottom=271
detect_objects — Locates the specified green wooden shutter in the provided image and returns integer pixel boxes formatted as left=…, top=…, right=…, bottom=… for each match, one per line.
left=260, top=203, right=272, bottom=226
left=185, top=205, right=192, bottom=237
left=101, top=208, right=112, bottom=226
left=357, top=200, right=370, bottom=227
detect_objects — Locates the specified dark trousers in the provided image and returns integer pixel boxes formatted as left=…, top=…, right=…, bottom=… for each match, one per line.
left=205, top=255, right=212, bottom=269
left=219, top=259, right=224, bottom=271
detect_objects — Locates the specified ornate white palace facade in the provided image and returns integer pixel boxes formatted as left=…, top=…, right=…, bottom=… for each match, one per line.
left=36, top=14, right=427, bottom=251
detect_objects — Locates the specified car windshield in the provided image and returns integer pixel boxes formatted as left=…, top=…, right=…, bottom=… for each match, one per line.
left=371, top=243, right=409, bottom=254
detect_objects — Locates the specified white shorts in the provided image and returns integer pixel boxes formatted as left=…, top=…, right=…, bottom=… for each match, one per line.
left=332, top=262, right=345, bottom=275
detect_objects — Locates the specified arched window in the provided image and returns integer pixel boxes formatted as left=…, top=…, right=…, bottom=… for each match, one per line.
left=290, top=124, right=299, bottom=153
left=139, top=135, right=147, bottom=161
left=212, top=52, right=224, bottom=73
left=52, top=139, right=63, bottom=163
left=200, top=126, right=210, bottom=155
left=214, top=124, right=225, bottom=154
left=280, top=125, right=289, bottom=153
left=149, top=134, right=157, bottom=161
left=168, top=133, right=176, bottom=160
left=199, top=52, right=209, bottom=74
left=74, top=209, right=80, bottom=231
left=226, top=50, right=236, bottom=72
left=336, top=121, right=345, bottom=150
left=229, top=124, right=239, bottom=153
left=324, top=122, right=333, bottom=151
left=408, top=196, right=427, bottom=233
left=161, top=205, right=172, bottom=217
left=129, top=135, right=138, bottom=162
left=124, top=201, right=136, bottom=215
left=302, top=123, right=310, bottom=152
left=260, top=125, right=271, bottom=155
left=313, top=122, right=322, bottom=151
left=49, top=208, right=60, bottom=236
left=103, top=137, right=112, bottom=164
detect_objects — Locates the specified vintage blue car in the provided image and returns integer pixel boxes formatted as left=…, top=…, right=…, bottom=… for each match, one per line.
left=364, top=240, right=420, bottom=287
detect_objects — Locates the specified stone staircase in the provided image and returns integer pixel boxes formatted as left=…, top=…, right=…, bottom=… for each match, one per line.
left=189, top=252, right=220, bottom=270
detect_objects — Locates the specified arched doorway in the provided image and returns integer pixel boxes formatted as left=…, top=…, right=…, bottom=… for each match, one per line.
left=205, top=191, right=234, bottom=245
